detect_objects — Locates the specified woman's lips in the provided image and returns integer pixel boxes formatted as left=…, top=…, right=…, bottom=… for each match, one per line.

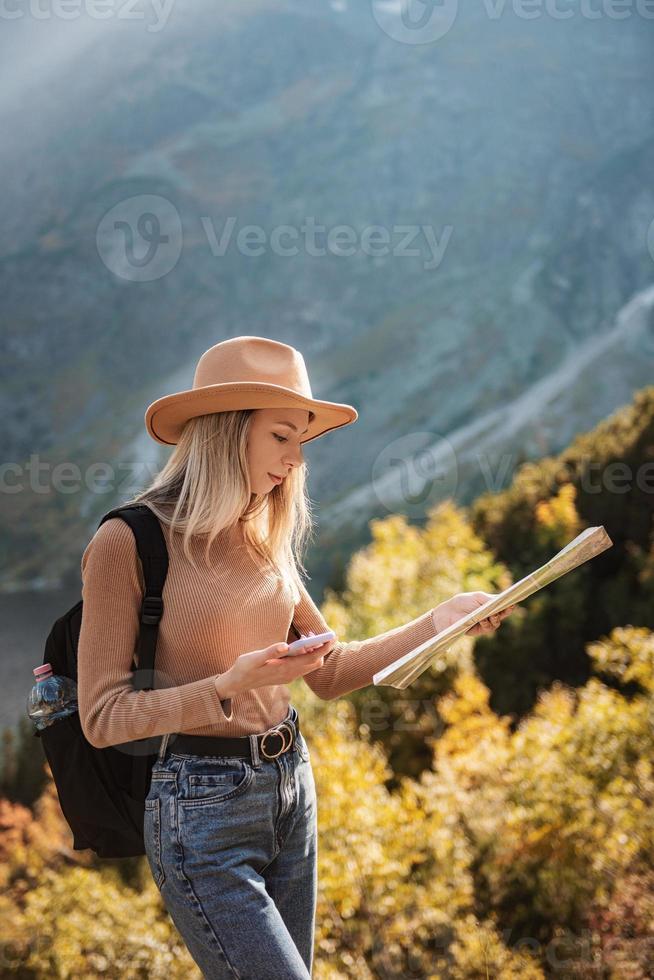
left=268, top=472, right=282, bottom=485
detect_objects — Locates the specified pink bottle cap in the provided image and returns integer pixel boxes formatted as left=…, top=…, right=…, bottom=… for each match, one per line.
left=33, top=663, right=53, bottom=679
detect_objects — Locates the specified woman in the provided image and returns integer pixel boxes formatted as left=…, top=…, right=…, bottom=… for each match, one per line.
left=77, top=336, right=514, bottom=979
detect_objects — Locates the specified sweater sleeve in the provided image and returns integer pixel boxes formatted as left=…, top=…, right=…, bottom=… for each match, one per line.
left=77, top=518, right=233, bottom=750
left=289, top=579, right=439, bottom=701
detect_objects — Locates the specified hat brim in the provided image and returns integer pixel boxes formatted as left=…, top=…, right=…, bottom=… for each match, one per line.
left=145, top=382, right=358, bottom=446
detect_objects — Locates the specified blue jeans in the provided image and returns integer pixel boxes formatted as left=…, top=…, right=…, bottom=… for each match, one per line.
left=143, top=717, right=318, bottom=979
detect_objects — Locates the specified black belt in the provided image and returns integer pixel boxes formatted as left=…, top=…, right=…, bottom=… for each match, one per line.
left=166, top=707, right=300, bottom=762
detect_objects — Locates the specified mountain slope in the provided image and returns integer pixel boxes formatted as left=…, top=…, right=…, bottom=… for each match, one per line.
left=1, top=0, right=653, bottom=590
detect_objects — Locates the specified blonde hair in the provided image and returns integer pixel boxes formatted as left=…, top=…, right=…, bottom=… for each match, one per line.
left=122, top=409, right=316, bottom=602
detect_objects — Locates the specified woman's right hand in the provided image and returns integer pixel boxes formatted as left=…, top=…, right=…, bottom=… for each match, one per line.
left=217, top=641, right=326, bottom=698
left=431, top=592, right=517, bottom=636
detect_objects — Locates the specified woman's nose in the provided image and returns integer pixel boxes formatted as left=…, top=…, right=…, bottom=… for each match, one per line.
left=284, top=447, right=304, bottom=469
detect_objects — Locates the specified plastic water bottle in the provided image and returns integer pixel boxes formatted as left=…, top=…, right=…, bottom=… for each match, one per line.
left=27, top=663, right=78, bottom=732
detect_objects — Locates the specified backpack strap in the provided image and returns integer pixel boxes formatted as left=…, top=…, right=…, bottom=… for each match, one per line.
left=98, top=503, right=169, bottom=692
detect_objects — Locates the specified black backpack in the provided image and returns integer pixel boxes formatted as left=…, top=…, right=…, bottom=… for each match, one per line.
left=33, top=503, right=169, bottom=859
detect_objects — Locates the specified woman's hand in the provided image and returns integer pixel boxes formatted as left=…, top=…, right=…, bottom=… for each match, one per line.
left=431, top=591, right=518, bottom=637
left=217, top=641, right=327, bottom=699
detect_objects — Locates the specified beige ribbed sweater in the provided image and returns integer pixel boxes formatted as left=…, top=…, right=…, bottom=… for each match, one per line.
left=77, top=510, right=439, bottom=749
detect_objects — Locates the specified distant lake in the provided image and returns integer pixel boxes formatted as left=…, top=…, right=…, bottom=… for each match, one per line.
left=0, top=589, right=80, bottom=737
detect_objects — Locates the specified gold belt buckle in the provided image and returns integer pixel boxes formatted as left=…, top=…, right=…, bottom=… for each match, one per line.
left=260, top=721, right=293, bottom=760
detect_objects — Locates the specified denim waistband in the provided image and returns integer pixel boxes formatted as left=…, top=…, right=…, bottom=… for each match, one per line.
left=157, top=705, right=300, bottom=766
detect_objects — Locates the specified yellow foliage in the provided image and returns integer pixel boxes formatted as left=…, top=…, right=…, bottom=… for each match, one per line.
left=534, top=483, right=582, bottom=552
left=2, top=490, right=652, bottom=980
left=8, top=865, right=199, bottom=978
left=534, top=482, right=579, bottom=530
left=431, top=671, right=514, bottom=794
left=293, top=689, right=544, bottom=977
left=587, top=625, right=654, bottom=694
left=448, top=914, right=545, bottom=979
left=0, top=777, right=200, bottom=978
left=322, top=501, right=512, bottom=644
left=430, top=628, right=654, bottom=937
left=320, top=501, right=515, bottom=782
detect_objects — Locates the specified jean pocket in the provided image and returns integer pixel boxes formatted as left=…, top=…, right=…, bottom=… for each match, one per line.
left=179, top=759, right=254, bottom=808
left=144, top=797, right=166, bottom=890
left=295, top=734, right=310, bottom=763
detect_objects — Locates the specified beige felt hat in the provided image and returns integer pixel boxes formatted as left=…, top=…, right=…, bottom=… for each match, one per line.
left=145, top=335, right=358, bottom=446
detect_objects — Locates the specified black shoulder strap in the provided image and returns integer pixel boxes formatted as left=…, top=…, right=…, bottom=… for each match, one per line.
left=98, top=503, right=169, bottom=692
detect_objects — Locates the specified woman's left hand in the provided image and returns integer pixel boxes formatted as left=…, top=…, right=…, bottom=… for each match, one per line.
left=431, top=591, right=518, bottom=637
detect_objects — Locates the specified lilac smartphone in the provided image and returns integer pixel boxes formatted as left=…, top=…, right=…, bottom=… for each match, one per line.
left=285, top=630, right=335, bottom=655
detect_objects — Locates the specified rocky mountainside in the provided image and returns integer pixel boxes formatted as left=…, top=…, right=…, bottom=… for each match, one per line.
left=1, top=0, right=653, bottom=593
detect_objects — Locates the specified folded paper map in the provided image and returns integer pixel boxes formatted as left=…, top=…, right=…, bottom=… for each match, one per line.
left=373, top=525, right=613, bottom=690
